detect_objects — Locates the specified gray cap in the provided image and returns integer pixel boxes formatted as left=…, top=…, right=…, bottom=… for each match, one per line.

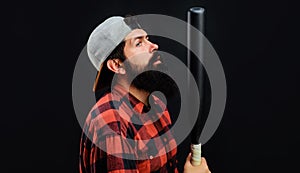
left=87, top=16, right=142, bottom=92
left=87, top=16, right=133, bottom=71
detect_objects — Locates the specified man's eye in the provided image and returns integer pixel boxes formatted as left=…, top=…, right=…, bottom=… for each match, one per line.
left=136, top=42, right=142, bottom=47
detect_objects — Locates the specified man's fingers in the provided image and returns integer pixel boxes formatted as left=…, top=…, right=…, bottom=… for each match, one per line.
left=201, top=157, right=207, bottom=165
left=201, top=157, right=210, bottom=170
left=186, top=153, right=192, bottom=162
left=184, top=155, right=211, bottom=173
left=184, top=153, right=192, bottom=167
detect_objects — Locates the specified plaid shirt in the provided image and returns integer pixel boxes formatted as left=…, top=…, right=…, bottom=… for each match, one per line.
left=79, top=84, right=178, bottom=173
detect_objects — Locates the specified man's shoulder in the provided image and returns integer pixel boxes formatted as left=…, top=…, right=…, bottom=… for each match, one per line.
left=89, top=92, right=122, bottom=123
left=82, top=92, right=125, bottom=136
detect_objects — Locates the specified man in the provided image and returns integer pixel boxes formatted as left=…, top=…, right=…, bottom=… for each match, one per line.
left=79, top=16, right=211, bottom=173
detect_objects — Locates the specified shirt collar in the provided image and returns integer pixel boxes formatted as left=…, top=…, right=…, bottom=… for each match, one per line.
left=112, top=84, right=149, bottom=114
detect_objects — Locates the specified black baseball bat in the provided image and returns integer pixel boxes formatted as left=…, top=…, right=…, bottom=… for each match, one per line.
left=187, top=6, right=206, bottom=166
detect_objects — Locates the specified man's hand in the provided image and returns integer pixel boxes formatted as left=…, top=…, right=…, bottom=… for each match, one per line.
left=184, top=153, right=211, bottom=173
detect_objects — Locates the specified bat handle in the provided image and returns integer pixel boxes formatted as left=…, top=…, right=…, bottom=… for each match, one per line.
left=191, top=143, right=202, bottom=166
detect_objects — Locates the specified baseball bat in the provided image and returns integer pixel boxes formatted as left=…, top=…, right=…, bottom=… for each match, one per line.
left=187, top=6, right=206, bottom=166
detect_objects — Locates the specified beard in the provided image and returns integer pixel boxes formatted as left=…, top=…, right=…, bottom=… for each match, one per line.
left=123, top=52, right=178, bottom=97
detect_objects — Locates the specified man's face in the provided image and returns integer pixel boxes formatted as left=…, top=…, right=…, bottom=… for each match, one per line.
left=121, top=29, right=176, bottom=95
left=123, top=29, right=161, bottom=72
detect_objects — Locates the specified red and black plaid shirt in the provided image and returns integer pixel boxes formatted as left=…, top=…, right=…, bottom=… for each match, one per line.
left=79, top=84, right=178, bottom=173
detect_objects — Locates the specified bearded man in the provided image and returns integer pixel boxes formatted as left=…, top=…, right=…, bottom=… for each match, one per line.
left=79, top=16, right=211, bottom=173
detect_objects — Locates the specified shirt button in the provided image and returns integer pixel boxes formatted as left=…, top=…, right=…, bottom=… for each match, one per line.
left=163, top=137, right=167, bottom=142
left=149, top=155, right=153, bottom=159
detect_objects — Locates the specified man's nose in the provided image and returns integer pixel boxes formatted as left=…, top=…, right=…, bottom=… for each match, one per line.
left=148, top=41, right=159, bottom=53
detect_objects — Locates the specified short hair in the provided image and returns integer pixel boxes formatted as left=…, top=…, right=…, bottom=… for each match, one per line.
left=94, top=41, right=126, bottom=93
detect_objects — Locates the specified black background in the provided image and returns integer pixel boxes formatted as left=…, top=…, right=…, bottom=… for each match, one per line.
left=3, top=0, right=300, bottom=172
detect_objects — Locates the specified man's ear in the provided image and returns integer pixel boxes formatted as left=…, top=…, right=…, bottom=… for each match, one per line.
left=107, top=59, right=126, bottom=75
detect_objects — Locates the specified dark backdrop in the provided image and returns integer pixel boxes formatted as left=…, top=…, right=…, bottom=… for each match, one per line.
left=3, top=0, right=299, bottom=172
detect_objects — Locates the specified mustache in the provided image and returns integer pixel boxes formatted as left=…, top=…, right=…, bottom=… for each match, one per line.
left=148, top=51, right=162, bottom=65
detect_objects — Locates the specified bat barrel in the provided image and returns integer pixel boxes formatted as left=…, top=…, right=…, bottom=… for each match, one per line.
left=187, top=6, right=206, bottom=145
left=188, top=7, right=205, bottom=34
left=187, top=6, right=206, bottom=166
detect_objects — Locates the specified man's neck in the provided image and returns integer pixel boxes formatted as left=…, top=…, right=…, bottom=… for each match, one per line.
left=129, top=86, right=150, bottom=106
left=117, top=78, right=150, bottom=106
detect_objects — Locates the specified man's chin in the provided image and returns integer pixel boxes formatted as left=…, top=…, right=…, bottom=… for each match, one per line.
left=131, top=71, right=177, bottom=96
